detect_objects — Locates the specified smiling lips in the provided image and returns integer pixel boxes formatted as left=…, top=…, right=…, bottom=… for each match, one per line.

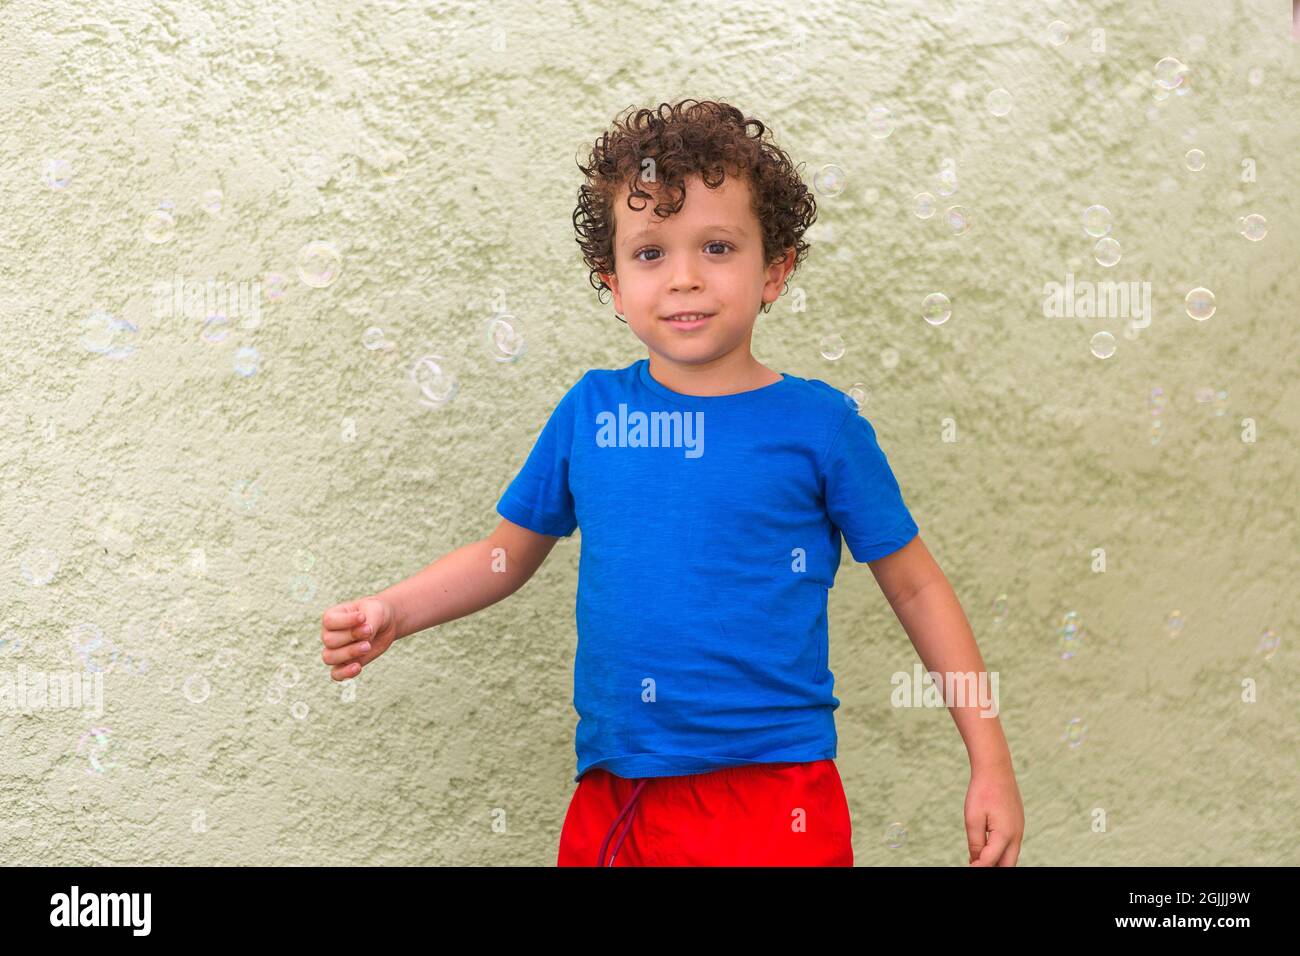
left=661, top=312, right=715, bottom=329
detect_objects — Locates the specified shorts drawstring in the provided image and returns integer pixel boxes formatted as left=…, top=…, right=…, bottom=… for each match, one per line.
left=598, top=779, right=648, bottom=866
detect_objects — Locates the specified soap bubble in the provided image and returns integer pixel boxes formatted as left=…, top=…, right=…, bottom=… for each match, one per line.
left=263, top=272, right=290, bottom=300
left=201, top=188, right=223, bottom=216
left=297, top=241, right=342, bottom=288
left=1093, top=237, right=1121, bottom=267
left=1184, top=148, right=1205, bottom=171
left=884, top=823, right=908, bottom=848
left=936, top=166, right=958, bottom=197
left=986, top=88, right=1012, bottom=116
left=914, top=192, right=936, bottom=219
left=945, top=206, right=969, bottom=235
left=1164, top=610, right=1185, bottom=637
left=1154, top=56, right=1187, bottom=89
left=844, top=382, right=868, bottom=411
left=182, top=674, right=211, bottom=704
left=1185, top=287, right=1215, bottom=321
left=410, top=354, right=459, bottom=407
left=813, top=164, right=846, bottom=197
left=1048, top=21, right=1069, bottom=45
left=1239, top=214, right=1267, bottom=241
left=1090, top=331, right=1116, bottom=359
left=921, top=293, right=951, bottom=326
left=880, top=347, right=899, bottom=369
left=43, top=158, right=73, bottom=189
left=1082, top=205, right=1112, bottom=237
left=485, top=313, right=527, bottom=362
left=376, top=148, right=408, bottom=182
left=143, top=210, right=175, bottom=244
left=867, top=106, right=894, bottom=139
left=1247, top=66, right=1263, bottom=87
left=819, top=334, right=845, bottom=360
left=362, top=326, right=390, bottom=351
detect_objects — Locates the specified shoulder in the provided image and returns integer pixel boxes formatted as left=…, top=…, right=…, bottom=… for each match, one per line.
left=779, top=371, right=860, bottom=433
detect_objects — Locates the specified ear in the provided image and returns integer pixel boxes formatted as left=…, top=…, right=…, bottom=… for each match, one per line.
left=601, top=271, right=623, bottom=314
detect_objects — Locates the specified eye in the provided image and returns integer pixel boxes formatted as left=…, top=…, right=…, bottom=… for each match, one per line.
left=705, top=241, right=733, bottom=255
left=633, top=247, right=662, bottom=263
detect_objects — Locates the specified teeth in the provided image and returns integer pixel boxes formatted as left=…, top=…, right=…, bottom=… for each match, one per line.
left=667, top=313, right=709, bottom=321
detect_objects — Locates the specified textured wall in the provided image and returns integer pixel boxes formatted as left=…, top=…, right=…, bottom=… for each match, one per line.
left=1, top=0, right=1296, bottom=865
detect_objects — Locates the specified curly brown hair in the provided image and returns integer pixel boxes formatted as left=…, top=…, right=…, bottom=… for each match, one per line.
left=573, top=99, right=817, bottom=317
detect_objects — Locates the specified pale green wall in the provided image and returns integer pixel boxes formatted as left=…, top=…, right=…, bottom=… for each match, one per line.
left=1, top=0, right=1295, bottom=865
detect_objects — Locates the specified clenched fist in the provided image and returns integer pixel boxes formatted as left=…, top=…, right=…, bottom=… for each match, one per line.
left=319, top=596, right=398, bottom=681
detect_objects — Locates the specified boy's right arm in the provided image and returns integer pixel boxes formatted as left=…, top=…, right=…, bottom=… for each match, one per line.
left=319, top=517, right=566, bottom=680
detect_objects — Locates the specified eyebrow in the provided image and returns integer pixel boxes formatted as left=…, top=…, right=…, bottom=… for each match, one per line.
left=621, top=224, right=745, bottom=247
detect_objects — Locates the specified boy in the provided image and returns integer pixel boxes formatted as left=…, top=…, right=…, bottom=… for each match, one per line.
left=319, top=100, right=1024, bottom=867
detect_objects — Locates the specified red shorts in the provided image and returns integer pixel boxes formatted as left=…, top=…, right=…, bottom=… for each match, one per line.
left=557, top=759, right=853, bottom=866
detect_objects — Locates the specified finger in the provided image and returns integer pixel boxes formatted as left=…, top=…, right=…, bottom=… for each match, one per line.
left=322, top=606, right=366, bottom=631
left=1000, top=838, right=1022, bottom=867
left=331, top=660, right=362, bottom=681
left=965, top=816, right=987, bottom=864
left=322, top=640, right=371, bottom=666
left=321, top=627, right=365, bottom=649
left=971, top=830, right=1011, bottom=867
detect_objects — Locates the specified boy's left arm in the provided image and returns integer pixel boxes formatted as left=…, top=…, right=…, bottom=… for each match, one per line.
left=868, top=533, right=1025, bottom=867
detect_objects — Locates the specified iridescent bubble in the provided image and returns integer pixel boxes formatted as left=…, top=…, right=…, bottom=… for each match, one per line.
left=883, top=822, right=908, bottom=849
left=1152, top=83, right=1171, bottom=102
left=1048, top=20, right=1069, bottom=45
left=1082, top=204, right=1112, bottom=237
left=1164, top=610, right=1184, bottom=637
left=1247, top=66, right=1263, bottom=87
left=819, top=334, right=845, bottom=360
left=485, top=313, right=527, bottom=362
left=290, top=574, right=316, bottom=602
left=936, top=166, right=958, bottom=197
left=294, top=549, right=316, bottom=572
left=1184, top=148, right=1205, bottom=172
left=921, top=292, right=952, bottom=326
left=201, top=188, right=223, bottom=216
left=20, top=548, right=60, bottom=586
left=1213, top=389, right=1228, bottom=417
left=945, top=206, right=969, bottom=235
left=986, top=88, right=1012, bottom=116
left=362, top=326, right=388, bottom=350
left=1257, top=628, right=1280, bottom=660
left=214, top=648, right=235, bottom=669
left=1154, top=56, right=1187, bottom=89
left=229, top=478, right=261, bottom=513
left=233, top=346, right=259, bottom=377
left=43, top=158, right=73, bottom=190
left=263, top=272, right=289, bottom=300
left=1239, top=214, right=1267, bottom=241
left=182, top=674, right=211, bottom=704
left=1185, top=287, right=1215, bottom=321
left=844, top=382, right=867, bottom=411
left=410, top=354, right=459, bottom=407
left=1093, top=237, right=1121, bottom=267
left=265, top=684, right=285, bottom=705
left=377, top=148, right=408, bottom=182
left=1090, top=331, right=1116, bottom=359
left=813, top=164, right=846, bottom=197
left=914, top=192, right=936, bottom=219
left=867, top=106, right=894, bottom=139
left=1063, top=717, right=1086, bottom=748
left=1058, top=610, right=1085, bottom=659
left=143, top=210, right=175, bottom=244
left=276, top=662, right=301, bottom=688
left=200, top=313, right=229, bottom=345
left=297, top=240, right=342, bottom=288
left=291, top=701, right=310, bottom=720
left=1194, top=385, right=1215, bottom=404
left=880, top=347, right=899, bottom=369
left=992, top=594, right=1008, bottom=623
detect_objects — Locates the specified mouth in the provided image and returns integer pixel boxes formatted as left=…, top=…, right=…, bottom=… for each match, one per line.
left=660, top=311, right=715, bottom=329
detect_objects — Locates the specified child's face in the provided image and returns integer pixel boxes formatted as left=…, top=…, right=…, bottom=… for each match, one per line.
left=601, top=172, right=793, bottom=368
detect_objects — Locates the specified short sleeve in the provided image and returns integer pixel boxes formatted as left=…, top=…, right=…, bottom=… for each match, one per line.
left=495, top=375, right=584, bottom=537
left=822, top=408, right=918, bottom=562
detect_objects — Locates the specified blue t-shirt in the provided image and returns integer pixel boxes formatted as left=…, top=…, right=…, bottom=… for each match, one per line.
left=496, top=358, right=918, bottom=783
